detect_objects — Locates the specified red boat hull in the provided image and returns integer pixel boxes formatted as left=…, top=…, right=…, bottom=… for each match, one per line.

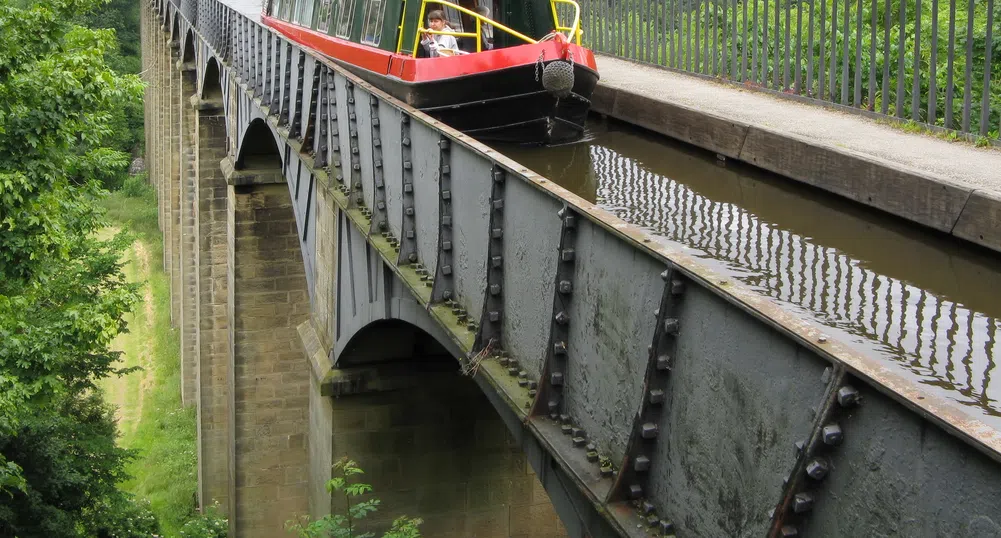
left=262, top=15, right=599, bottom=144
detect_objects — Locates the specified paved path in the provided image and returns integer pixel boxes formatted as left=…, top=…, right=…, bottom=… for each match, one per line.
left=592, top=54, right=1001, bottom=253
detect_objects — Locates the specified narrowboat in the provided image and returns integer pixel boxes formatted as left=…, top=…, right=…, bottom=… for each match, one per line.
left=261, top=0, right=599, bottom=144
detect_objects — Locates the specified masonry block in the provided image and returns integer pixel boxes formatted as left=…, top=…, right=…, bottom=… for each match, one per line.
left=195, top=102, right=231, bottom=517
left=228, top=182, right=310, bottom=538
left=179, top=66, right=198, bottom=409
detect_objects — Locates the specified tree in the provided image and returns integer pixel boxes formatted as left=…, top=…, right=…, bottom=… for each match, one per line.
left=0, top=0, right=150, bottom=533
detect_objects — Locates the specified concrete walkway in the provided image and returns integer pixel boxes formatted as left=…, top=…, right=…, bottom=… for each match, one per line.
left=590, top=54, right=1001, bottom=254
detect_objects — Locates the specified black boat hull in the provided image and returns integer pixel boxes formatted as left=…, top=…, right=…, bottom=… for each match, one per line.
left=331, top=59, right=599, bottom=145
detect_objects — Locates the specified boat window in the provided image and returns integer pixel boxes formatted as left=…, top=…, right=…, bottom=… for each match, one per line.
left=270, top=0, right=281, bottom=17
left=296, top=0, right=314, bottom=25
left=334, top=0, right=356, bottom=37
left=360, top=0, right=387, bottom=45
left=280, top=0, right=294, bottom=20
left=316, top=0, right=333, bottom=31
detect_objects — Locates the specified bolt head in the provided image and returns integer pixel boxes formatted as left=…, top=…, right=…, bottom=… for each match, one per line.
left=822, top=424, right=843, bottom=445
left=780, top=525, right=799, bottom=537
left=806, top=458, right=829, bottom=480
left=792, top=492, right=814, bottom=513
left=634, top=455, right=650, bottom=472
left=837, top=385, right=860, bottom=407
left=628, top=484, right=643, bottom=499
left=641, top=423, right=658, bottom=439
left=550, top=372, right=564, bottom=386
left=641, top=500, right=655, bottom=514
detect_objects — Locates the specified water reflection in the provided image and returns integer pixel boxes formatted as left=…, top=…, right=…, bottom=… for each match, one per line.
left=494, top=118, right=1001, bottom=424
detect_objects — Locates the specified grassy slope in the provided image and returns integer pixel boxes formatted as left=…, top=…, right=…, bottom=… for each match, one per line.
left=100, top=186, right=199, bottom=537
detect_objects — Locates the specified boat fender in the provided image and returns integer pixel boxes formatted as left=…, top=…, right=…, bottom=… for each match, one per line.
left=542, top=60, right=574, bottom=99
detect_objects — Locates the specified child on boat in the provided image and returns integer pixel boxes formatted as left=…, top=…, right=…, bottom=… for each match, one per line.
left=421, top=10, right=459, bottom=57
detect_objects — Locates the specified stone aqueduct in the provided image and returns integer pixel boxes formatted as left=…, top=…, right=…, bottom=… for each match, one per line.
left=140, top=0, right=1001, bottom=536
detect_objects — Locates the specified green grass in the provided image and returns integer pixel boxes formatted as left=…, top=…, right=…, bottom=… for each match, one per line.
left=99, top=177, right=200, bottom=537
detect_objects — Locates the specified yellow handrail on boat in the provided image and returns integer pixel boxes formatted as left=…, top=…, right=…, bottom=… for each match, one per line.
left=399, top=0, right=584, bottom=57
left=402, top=0, right=538, bottom=56
left=549, top=0, right=582, bottom=45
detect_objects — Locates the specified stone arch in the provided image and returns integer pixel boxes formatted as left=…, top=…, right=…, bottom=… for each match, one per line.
left=201, top=56, right=223, bottom=102
left=236, top=118, right=282, bottom=170
left=182, top=28, right=196, bottom=63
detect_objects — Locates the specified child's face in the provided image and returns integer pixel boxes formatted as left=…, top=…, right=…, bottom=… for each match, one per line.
left=429, top=17, right=445, bottom=30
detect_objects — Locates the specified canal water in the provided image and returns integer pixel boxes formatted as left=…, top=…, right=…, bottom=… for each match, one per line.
left=491, top=115, right=1001, bottom=429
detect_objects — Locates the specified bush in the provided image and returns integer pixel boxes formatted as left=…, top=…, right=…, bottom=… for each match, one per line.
left=121, top=172, right=155, bottom=200
left=179, top=503, right=229, bottom=538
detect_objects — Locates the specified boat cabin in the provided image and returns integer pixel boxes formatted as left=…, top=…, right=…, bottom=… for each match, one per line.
left=264, top=0, right=575, bottom=56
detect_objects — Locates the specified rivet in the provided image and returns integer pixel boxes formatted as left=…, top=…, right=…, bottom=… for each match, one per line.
left=442, top=190, right=451, bottom=200
left=792, top=492, right=814, bottom=513
left=442, top=216, right=452, bottom=226
left=492, top=169, right=505, bottom=182
left=570, top=427, right=585, bottom=437
left=558, top=280, right=572, bottom=294
left=405, top=230, right=414, bottom=239
left=586, top=450, right=599, bottom=462
left=640, top=500, right=655, bottom=515
left=554, top=341, right=567, bottom=355
left=375, top=159, right=382, bottom=168
left=493, top=199, right=504, bottom=210
left=403, top=184, right=413, bottom=193
left=628, top=484, right=643, bottom=499
left=376, top=201, right=385, bottom=210
left=441, top=164, right=451, bottom=175
left=561, top=423, right=572, bottom=435
left=439, top=138, right=450, bottom=149
left=671, top=279, right=685, bottom=295
left=489, top=311, right=500, bottom=322
left=572, top=436, right=586, bottom=447
left=822, top=423, right=843, bottom=445
left=837, top=385, right=860, bottom=407
left=441, top=265, right=452, bottom=275
left=547, top=400, right=559, bottom=412
left=634, top=455, right=650, bottom=472
left=645, top=514, right=659, bottom=527
left=555, top=311, right=569, bottom=324
left=403, top=160, right=412, bottom=170
left=490, top=284, right=501, bottom=295
left=405, top=207, right=414, bottom=216
left=564, top=215, right=576, bottom=228
left=402, top=136, right=411, bottom=146
left=408, top=253, right=417, bottom=263
left=663, top=318, right=680, bottom=334
left=491, top=228, right=503, bottom=239
left=508, top=367, right=519, bottom=376
left=491, top=256, right=502, bottom=268
left=818, top=336, right=828, bottom=343
left=441, top=240, right=451, bottom=251
left=648, top=389, right=664, bottom=405
left=660, top=269, right=670, bottom=280
left=528, top=381, right=537, bottom=390
left=443, top=290, right=452, bottom=300
left=640, top=423, right=658, bottom=439
left=658, top=520, right=675, bottom=534
left=656, top=355, right=671, bottom=370
left=550, top=372, right=564, bottom=386
left=401, top=116, right=409, bottom=124
left=528, top=389, right=537, bottom=397
left=518, top=378, right=528, bottom=387
left=780, top=526, right=798, bottom=537
left=806, top=458, right=829, bottom=480
left=561, top=248, right=575, bottom=262
left=794, top=440, right=805, bottom=455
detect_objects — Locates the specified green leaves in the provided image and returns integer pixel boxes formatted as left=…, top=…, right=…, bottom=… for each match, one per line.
left=287, top=457, right=423, bottom=538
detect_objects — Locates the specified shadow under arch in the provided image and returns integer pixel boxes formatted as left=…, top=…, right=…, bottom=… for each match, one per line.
left=182, top=28, right=195, bottom=63
left=336, top=319, right=453, bottom=368
left=201, top=57, right=223, bottom=102
left=170, top=12, right=180, bottom=44
left=236, top=118, right=282, bottom=170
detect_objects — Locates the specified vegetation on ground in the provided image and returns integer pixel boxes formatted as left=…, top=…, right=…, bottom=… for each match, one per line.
left=286, top=458, right=423, bottom=538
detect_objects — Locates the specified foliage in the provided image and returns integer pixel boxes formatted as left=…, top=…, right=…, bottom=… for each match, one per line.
left=585, top=0, right=1001, bottom=138
left=180, top=503, right=229, bottom=538
left=0, top=0, right=153, bottom=533
left=286, top=458, right=423, bottom=538
left=0, top=392, right=158, bottom=538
